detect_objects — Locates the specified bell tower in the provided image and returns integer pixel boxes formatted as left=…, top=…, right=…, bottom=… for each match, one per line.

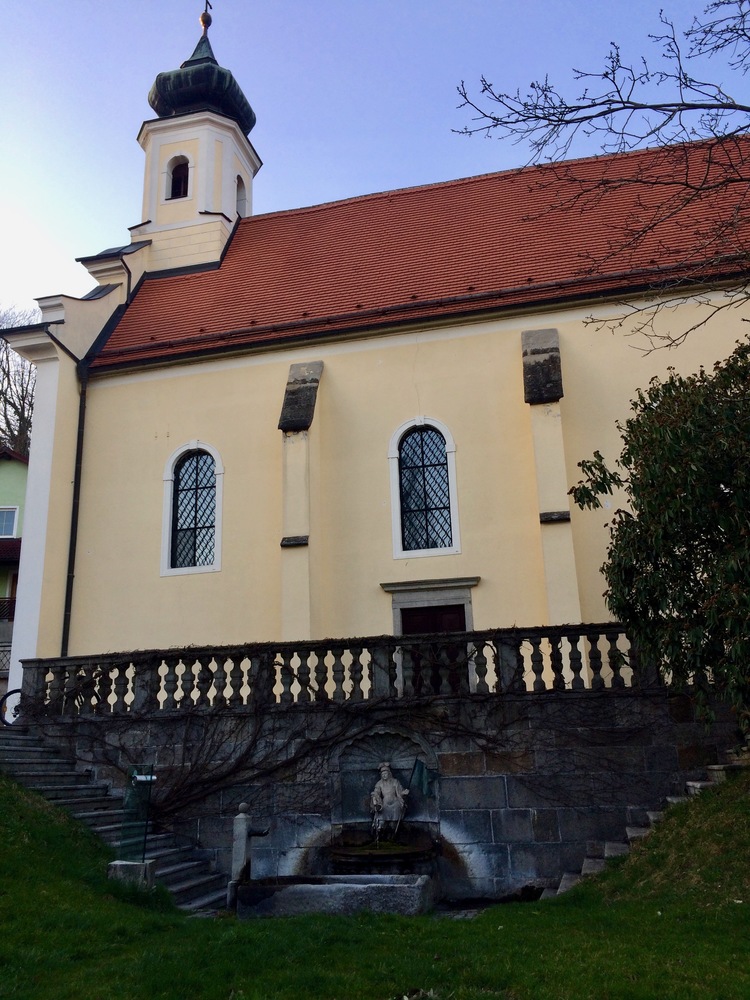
left=130, top=6, right=262, bottom=271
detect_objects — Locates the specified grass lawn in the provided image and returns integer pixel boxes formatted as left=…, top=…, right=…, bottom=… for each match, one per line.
left=1, top=770, right=748, bottom=1000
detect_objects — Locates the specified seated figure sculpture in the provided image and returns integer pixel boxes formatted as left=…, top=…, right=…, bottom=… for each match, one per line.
left=370, top=762, right=408, bottom=842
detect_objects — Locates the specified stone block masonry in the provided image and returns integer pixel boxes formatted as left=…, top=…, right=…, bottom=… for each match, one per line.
left=30, top=687, right=737, bottom=901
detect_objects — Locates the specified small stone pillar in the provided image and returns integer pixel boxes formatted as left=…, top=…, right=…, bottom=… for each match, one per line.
left=227, top=803, right=269, bottom=909
left=108, top=859, right=156, bottom=889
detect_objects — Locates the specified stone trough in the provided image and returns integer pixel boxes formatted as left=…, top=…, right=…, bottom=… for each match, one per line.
left=236, top=874, right=439, bottom=918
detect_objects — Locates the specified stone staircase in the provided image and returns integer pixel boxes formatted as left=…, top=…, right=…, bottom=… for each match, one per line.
left=543, top=760, right=746, bottom=898
left=0, top=725, right=226, bottom=913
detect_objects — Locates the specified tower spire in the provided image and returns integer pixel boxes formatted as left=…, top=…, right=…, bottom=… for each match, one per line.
left=147, top=2, right=256, bottom=136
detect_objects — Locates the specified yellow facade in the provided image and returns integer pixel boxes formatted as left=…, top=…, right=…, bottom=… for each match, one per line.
left=34, top=293, right=737, bottom=658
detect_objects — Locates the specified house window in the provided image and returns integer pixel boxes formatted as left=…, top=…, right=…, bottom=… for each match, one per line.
left=0, top=509, right=17, bottom=537
left=166, top=156, right=190, bottom=200
left=161, top=441, right=223, bottom=576
left=388, top=418, right=461, bottom=558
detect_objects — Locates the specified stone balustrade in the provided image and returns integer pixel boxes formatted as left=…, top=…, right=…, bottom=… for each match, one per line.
left=20, top=622, right=647, bottom=718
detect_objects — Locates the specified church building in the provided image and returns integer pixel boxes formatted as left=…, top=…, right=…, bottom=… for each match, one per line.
left=4, top=11, right=748, bottom=698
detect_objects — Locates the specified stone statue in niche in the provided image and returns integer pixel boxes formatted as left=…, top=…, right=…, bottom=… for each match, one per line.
left=370, top=762, right=408, bottom=842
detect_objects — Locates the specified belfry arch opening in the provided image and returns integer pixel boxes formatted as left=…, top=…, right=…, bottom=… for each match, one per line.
left=236, top=175, right=248, bottom=217
left=166, top=156, right=190, bottom=200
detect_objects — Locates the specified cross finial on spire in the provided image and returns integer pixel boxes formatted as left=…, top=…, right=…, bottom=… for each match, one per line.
left=200, top=1, right=213, bottom=34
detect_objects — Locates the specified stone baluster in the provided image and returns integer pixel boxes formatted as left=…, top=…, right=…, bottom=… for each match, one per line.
left=450, top=642, right=470, bottom=696
left=606, top=631, right=626, bottom=688
left=277, top=651, right=295, bottom=704
left=62, top=667, right=81, bottom=716
left=248, top=653, right=268, bottom=706
left=440, top=644, right=457, bottom=695
left=431, top=643, right=447, bottom=695
left=130, top=662, right=147, bottom=713
left=44, top=662, right=66, bottom=714
left=213, top=657, right=229, bottom=708
left=330, top=646, right=346, bottom=701
left=194, top=657, right=214, bottom=707
left=588, top=634, right=604, bottom=691
left=75, top=665, right=98, bottom=716
left=349, top=647, right=364, bottom=701
left=529, top=637, right=546, bottom=692
left=111, top=662, right=129, bottom=712
left=401, top=644, right=416, bottom=697
left=296, top=653, right=312, bottom=703
left=226, top=655, right=244, bottom=708
left=498, top=638, right=524, bottom=693
left=567, top=634, right=585, bottom=691
left=473, top=642, right=489, bottom=694
left=161, top=656, right=180, bottom=711
left=369, top=643, right=394, bottom=698
left=550, top=636, right=565, bottom=691
left=310, top=648, right=328, bottom=701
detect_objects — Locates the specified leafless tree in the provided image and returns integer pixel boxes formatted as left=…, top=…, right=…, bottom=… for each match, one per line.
left=458, top=2, right=750, bottom=348
left=0, top=306, right=39, bottom=456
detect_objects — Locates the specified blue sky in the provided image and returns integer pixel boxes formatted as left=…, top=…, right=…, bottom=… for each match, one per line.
left=0, top=1, right=730, bottom=310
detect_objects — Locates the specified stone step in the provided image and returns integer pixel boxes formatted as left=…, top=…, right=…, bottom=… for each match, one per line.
left=146, top=843, right=194, bottom=866
left=686, top=780, right=714, bottom=796
left=604, top=841, right=630, bottom=859
left=585, top=840, right=605, bottom=859
left=539, top=887, right=558, bottom=900
left=556, top=873, right=581, bottom=894
left=647, top=810, right=664, bottom=825
left=0, top=734, right=39, bottom=748
left=626, top=806, right=650, bottom=827
left=0, top=756, right=79, bottom=772
left=666, top=795, right=689, bottom=807
left=4, top=767, right=94, bottom=786
left=166, top=872, right=225, bottom=906
left=68, top=795, right=122, bottom=823
left=153, top=858, right=207, bottom=881
left=142, top=834, right=183, bottom=855
left=0, top=739, right=60, bottom=752
left=182, top=887, right=228, bottom=914
left=626, top=826, right=650, bottom=843
left=72, top=807, right=126, bottom=827
left=32, top=783, right=112, bottom=800
left=93, top=818, right=154, bottom=841
left=0, top=729, right=224, bottom=914
left=581, top=857, right=606, bottom=876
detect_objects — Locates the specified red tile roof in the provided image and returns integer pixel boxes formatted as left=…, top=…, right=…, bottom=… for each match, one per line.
left=91, top=139, right=750, bottom=371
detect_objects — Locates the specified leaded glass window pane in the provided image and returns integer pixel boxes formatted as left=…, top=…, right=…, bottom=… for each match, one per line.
left=398, top=427, right=452, bottom=550
left=171, top=451, right=216, bottom=568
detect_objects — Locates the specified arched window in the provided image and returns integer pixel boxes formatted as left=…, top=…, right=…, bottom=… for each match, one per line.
left=161, top=442, right=223, bottom=575
left=167, top=156, right=190, bottom=200
left=171, top=451, right=215, bottom=567
left=236, top=175, right=247, bottom=217
left=388, top=418, right=461, bottom=558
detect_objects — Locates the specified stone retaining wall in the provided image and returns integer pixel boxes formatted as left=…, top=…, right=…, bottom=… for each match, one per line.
left=36, top=688, right=737, bottom=899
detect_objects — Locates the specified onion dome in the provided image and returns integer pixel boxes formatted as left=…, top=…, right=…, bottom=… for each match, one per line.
left=147, top=9, right=256, bottom=136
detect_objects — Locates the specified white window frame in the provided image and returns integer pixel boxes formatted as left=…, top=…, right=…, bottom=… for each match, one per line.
left=0, top=507, right=18, bottom=538
left=161, top=440, right=224, bottom=577
left=388, top=416, right=461, bottom=559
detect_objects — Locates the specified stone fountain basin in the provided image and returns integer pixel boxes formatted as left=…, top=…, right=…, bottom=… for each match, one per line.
left=236, top=873, right=439, bottom=918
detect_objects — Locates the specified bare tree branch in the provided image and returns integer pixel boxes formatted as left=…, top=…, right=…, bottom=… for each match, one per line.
left=0, top=306, right=39, bottom=456
left=458, top=3, right=750, bottom=349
